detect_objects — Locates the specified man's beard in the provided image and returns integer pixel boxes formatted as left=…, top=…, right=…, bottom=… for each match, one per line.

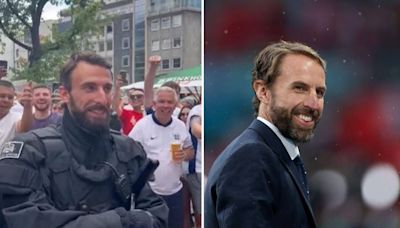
left=34, top=103, right=50, bottom=112
left=270, top=99, right=321, bottom=144
left=69, top=96, right=110, bottom=133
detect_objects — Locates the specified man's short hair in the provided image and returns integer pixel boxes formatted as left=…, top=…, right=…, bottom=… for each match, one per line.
left=32, top=84, right=50, bottom=92
left=155, top=86, right=178, bottom=103
left=252, top=40, right=326, bottom=116
left=60, top=51, right=112, bottom=91
left=0, top=80, right=15, bottom=90
left=161, top=81, right=181, bottom=96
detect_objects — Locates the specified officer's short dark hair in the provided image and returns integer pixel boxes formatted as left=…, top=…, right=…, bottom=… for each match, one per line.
left=60, top=52, right=112, bottom=91
left=0, top=80, right=15, bottom=90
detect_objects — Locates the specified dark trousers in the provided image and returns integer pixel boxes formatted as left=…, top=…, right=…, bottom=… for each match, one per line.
left=160, top=188, right=183, bottom=228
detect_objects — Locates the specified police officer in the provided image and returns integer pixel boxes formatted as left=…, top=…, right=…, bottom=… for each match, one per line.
left=0, top=52, right=168, bottom=228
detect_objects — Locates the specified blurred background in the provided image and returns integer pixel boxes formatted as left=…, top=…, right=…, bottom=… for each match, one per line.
left=204, top=0, right=400, bottom=227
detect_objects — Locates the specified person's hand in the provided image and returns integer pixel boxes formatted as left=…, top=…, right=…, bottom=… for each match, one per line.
left=115, top=207, right=154, bottom=228
left=148, top=55, right=161, bottom=68
left=19, top=82, right=32, bottom=107
left=171, top=148, right=185, bottom=163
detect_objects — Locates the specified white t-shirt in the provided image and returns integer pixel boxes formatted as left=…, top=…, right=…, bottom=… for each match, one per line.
left=0, top=111, right=20, bottom=147
left=129, top=114, right=192, bottom=195
left=183, top=105, right=202, bottom=174
left=10, top=102, right=24, bottom=116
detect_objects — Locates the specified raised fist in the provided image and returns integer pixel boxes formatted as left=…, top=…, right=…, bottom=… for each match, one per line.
left=19, top=82, right=32, bottom=107
left=148, top=55, right=161, bottom=66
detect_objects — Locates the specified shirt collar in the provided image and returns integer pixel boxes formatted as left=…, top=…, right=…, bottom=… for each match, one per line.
left=152, top=112, right=173, bottom=127
left=257, top=116, right=300, bottom=160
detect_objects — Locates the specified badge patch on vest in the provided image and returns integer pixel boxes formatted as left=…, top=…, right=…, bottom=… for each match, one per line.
left=0, top=141, right=24, bottom=160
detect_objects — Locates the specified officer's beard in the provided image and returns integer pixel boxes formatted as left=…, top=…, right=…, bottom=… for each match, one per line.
left=68, top=96, right=110, bottom=134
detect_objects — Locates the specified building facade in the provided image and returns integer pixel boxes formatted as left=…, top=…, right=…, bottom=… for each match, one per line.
left=0, top=35, right=28, bottom=80
left=57, top=0, right=200, bottom=83
left=58, top=0, right=144, bottom=83
left=0, top=18, right=60, bottom=80
left=146, top=0, right=201, bottom=75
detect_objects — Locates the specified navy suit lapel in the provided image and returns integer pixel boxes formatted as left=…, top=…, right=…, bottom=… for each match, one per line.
left=248, top=119, right=317, bottom=227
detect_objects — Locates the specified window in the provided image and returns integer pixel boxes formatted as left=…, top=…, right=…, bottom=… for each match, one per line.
left=122, top=19, right=130, bottom=31
left=172, top=15, right=182, bottom=27
left=135, top=35, right=145, bottom=48
left=150, top=0, right=155, bottom=8
left=161, top=17, right=171, bottom=29
left=122, top=55, right=130, bottom=67
left=122, top=37, right=130, bottom=49
left=151, top=19, right=160, bottom=31
left=173, top=58, right=181, bottom=68
left=135, top=52, right=145, bottom=68
left=135, top=62, right=145, bottom=68
left=161, top=38, right=171, bottom=50
left=173, top=37, right=181, bottom=48
left=106, top=25, right=113, bottom=33
left=152, top=40, right=160, bottom=51
left=106, top=40, right=113, bottom=51
left=162, top=59, right=169, bottom=69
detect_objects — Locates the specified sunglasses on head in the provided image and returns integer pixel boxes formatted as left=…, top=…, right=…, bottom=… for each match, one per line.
left=130, top=94, right=144, bottom=100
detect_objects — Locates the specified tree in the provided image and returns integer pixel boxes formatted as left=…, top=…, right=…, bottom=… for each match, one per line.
left=0, top=0, right=106, bottom=82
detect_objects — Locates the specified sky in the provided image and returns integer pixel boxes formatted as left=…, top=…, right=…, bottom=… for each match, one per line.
left=42, top=2, right=68, bottom=20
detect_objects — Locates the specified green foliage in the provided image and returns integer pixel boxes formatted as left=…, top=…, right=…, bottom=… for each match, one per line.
left=0, top=1, right=31, bottom=38
left=2, top=0, right=108, bottom=83
left=50, top=1, right=106, bottom=52
left=11, top=49, right=70, bottom=83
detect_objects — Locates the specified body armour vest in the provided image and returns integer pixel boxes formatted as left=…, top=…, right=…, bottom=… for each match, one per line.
left=31, top=126, right=140, bottom=213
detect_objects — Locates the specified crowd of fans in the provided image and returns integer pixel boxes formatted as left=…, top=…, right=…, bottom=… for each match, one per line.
left=0, top=55, right=202, bottom=228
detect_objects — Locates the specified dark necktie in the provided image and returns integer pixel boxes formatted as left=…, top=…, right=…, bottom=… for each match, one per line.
left=293, top=156, right=309, bottom=200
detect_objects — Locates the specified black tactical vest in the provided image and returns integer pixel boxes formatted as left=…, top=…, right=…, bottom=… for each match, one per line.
left=31, top=127, right=138, bottom=213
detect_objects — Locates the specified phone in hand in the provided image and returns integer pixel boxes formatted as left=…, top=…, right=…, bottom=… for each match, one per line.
left=0, top=60, right=7, bottom=79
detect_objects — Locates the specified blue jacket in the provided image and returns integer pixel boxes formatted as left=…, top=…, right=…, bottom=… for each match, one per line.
left=205, top=119, right=316, bottom=228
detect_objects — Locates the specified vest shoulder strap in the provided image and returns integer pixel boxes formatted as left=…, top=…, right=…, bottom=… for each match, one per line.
left=30, top=126, right=66, bottom=197
left=30, top=126, right=64, bottom=161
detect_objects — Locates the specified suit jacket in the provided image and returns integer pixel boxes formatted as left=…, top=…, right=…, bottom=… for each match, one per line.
left=204, top=119, right=317, bottom=228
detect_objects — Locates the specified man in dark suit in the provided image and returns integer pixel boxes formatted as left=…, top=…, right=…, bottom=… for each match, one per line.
left=205, top=41, right=327, bottom=228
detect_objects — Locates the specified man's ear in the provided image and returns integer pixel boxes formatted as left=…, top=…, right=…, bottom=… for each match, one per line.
left=59, top=85, right=69, bottom=103
left=253, top=79, right=271, bottom=105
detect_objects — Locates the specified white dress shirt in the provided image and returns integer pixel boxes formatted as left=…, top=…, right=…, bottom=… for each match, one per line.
left=257, top=116, right=300, bottom=161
